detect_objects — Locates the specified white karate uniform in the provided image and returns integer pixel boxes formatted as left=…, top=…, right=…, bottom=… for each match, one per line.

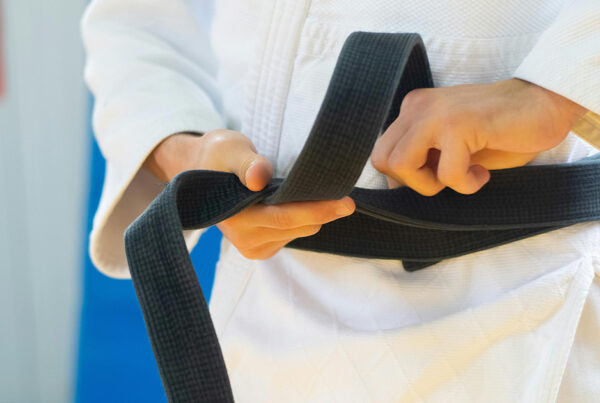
left=82, top=0, right=600, bottom=401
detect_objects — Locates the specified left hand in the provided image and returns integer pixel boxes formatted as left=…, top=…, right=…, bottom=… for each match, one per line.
left=371, top=78, right=587, bottom=196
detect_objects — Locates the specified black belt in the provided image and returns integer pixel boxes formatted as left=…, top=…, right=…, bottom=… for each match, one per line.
left=124, top=32, right=600, bottom=402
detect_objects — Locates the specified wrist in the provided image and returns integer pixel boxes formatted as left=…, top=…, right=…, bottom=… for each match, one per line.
left=517, top=78, right=587, bottom=130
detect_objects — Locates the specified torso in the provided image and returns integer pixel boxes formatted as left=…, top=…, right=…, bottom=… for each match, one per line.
left=207, top=1, right=600, bottom=401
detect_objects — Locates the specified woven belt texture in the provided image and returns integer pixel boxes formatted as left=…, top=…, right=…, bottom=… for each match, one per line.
left=124, top=32, right=600, bottom=402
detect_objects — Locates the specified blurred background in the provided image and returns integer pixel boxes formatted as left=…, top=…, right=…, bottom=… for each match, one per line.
left=0, top=1, right=220, bottom=402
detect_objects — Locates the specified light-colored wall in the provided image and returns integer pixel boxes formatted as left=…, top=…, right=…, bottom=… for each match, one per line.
left=0, top=1, right=88, bottom=402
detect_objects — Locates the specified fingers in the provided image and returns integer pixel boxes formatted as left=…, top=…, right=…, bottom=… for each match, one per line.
left=204, top=130, right=357, bottom=261
left=235, top=240, right=292, bottom=260
left=386, top=176, right=403, bottom=189
left=437, top=137, right=490, bottom=194
left=373, top=125, right=490, bottom=195
left=387, top=129, right=445, bottom=196
left=240, top=197, right=355, bottom=229
left=370, top=80, right=568, bottom=195
left=373, top=123, right=444, bottom=196
left=471, top=149, right=537, bottom=170
left=238, top=154, right=273, bottom=191
left=224, top=139, right=273, bottom=192
left=201, top=129, right=273, bottom=191
left=371, top=91, right=491, bottom=195
left=217, top=197, right=356, bottom=260
left=224, top=224, right=323, bottom=252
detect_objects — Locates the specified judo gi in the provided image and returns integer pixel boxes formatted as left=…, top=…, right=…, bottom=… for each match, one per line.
left=82, top=0, right=600, bottom=401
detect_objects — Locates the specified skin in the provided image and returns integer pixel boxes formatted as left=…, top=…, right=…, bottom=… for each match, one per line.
left=144, top=129, right=356, bottom=260
left=144, top=78, right=587, bottom=260
left=371, top=78, right=587, bottom=195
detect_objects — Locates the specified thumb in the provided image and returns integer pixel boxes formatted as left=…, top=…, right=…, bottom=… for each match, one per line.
left=228, top=143, right=273, bottom=192
left=202, top=129, right=273, bottom=191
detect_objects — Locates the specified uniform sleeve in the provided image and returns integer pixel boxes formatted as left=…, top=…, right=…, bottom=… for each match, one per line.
left=82, top=0, right=223, bottom=278
left=513, top=0, right=600, bottom=118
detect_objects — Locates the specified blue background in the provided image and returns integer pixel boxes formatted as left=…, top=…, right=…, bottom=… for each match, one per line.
left=75, top=134, right=222, bottom=402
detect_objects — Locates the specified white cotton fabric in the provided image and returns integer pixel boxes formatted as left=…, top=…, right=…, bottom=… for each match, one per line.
left=82, top=0, right=600, bottom=401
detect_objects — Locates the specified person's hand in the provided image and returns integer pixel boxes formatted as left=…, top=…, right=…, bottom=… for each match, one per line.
left=371, top=78, right=587, bottom=195
left=144, top=130, right=355, bottom=259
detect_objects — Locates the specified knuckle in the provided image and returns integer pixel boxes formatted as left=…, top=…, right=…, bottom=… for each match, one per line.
left=370, top=148, right=388, bottom=172
left=418, top=185, right=443, bottom=197
left=204, top=130, right=255, bottom=163
left=443, top=116, right=461, bottom=132
left=437, top=168, right=461, bottom=186
left=401, top=88, right=427, bottom=109
left=458, top=186, right=478, bottom=195
left=203, top=129, right=236, bottom=149
left=443, top=108, right=471, bottom=131
left=451, top=179, right=481, bottom=195
left=387, top=153, right=411, bottom=174
left=209, top=128, right=244, bottom=142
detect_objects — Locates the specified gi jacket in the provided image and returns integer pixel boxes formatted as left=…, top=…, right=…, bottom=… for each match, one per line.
left=82, top=0, right=600, bottom=401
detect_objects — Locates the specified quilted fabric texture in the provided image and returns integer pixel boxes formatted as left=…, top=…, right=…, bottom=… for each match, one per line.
left=125, top=32, right=600, bottom=401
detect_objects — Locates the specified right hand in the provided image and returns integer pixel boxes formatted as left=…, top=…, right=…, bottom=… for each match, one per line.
left=144, top=130, right=356, bottom=260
